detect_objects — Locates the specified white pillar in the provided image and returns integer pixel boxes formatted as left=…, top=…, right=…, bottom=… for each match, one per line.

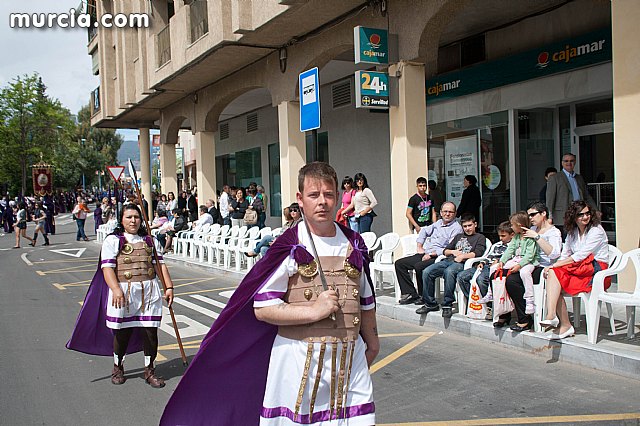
left=277, top=101, right=306, bottom=207
left=139, top=128, right=153, bottom=219
left=388, top=62, right=428, bottom=234
left=194, top=131, right=217, bottom=204
left=160, top=142, right=178, bottom=196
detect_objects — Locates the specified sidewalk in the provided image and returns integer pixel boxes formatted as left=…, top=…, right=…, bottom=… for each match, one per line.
left=164, top=252, right=640, bottom=381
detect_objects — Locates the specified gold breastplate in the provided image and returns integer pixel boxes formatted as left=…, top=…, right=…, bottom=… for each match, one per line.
left=116, top=241, right=155, bottom=282
left=278, top=252, right=361, bottom=342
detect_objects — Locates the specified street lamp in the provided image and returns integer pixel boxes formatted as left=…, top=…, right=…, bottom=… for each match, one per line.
left=81, top=138, right=86, bottom=191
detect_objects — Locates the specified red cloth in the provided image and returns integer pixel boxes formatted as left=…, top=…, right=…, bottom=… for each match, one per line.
left=336, top=207, right=348, bottom=226
left=553, top=253, right=611, bottom=295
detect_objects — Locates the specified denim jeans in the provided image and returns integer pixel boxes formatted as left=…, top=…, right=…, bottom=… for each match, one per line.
left=75, top=218, right=87, bottom=240
left=253, top=235, right=274, bottom=256
left=456, top=266, right=490, bottom=299
left=348, top=216, right=358, bottom=232
left=357, top=213, right=374, bottom=233
left=421, top=259, right=465, bottom=307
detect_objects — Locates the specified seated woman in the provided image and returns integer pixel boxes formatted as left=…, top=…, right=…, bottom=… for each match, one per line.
left=494, top=201, right=562, bottom=331
left=541, top=200, right=609, bottom=340
left=246, top=203, right=302, bottom=257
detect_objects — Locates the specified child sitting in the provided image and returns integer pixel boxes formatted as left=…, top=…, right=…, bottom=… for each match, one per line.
left=456, top=221, right=513, bottom=320
left=479, top=211, right=540, bottom=314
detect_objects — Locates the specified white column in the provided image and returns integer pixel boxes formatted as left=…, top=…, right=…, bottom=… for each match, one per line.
left=388, top=62, right=428, bottom=234
left=139, top=128, right=153, bottom=219
left=160, top=142, right=178, bottom=196
left=277, top=101, right=306, bottom=207
left=194, top=131, right=217, bottom=204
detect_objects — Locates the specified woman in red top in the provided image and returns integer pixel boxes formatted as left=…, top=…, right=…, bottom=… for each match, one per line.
left=340, top=176, right=358, bottom=231
left=72, top=197, right=92, bottom=241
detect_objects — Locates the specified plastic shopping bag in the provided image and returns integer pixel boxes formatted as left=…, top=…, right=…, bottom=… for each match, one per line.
left=466, top=268, right=487, bottom=320
left=492, top=268, right=514, bottom=320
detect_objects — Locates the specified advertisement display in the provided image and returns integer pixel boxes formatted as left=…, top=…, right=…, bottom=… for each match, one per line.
left=354, top=26, right=388, bottom=65
left=355, top=71, right=389, bottom=109
left=176, top=147, right=184, bottom=180
left=445, top=136, right=478, bottom=209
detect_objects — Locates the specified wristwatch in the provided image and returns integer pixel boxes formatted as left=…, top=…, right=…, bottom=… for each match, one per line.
left=534, top=234, right=541, bottom=241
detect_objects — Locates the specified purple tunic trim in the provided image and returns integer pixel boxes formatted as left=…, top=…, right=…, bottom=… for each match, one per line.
left=360, top=295, right=375, bottom=306
left=106, top=315, right=162, bottom=323
left=260, top=402, right=375, bottom=424
left=101, top=259, right=116, bottom=265
left=254, top=291, right=287, bottom=302
left=161, top=223, right=375, bottom=426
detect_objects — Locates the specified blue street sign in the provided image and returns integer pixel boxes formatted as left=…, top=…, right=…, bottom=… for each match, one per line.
left=299, top=67, right=320, bottom=132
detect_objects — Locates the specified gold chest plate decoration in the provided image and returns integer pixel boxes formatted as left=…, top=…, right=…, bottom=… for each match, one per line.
left=121, top=243, right=134, bottom=255
left=123, top=256, right=132, bottom=264
left=145, top=246, right=154, bottom=254
left=124, top=271, right=133, bottom=279
left=298, top=260, right=318, bottom=278
left=303, top=288, right=313, bottom=301
left=343, top=260, right=361, bottom=279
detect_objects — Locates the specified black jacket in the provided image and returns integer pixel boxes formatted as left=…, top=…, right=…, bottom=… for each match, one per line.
left=456, top=184, right=481, bottom=221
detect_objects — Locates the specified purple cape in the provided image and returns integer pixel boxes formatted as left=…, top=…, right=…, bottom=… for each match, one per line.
left=65, top=235, right=156, bottom=356
left=160, top=223, right=374, bottom=426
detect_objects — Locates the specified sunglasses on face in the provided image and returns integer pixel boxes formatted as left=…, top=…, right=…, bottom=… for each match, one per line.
left=290, top=208, right=300, bottom=213
left=528, top=211, right=542, bottom=218
left=576, top=211, right=592, bottom=219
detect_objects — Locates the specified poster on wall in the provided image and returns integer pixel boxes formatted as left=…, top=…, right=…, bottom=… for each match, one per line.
left=445, top=135, right=478, bottom=210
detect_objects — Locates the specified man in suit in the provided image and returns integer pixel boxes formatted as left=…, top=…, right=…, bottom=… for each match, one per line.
left=187, top=189, right=198, bottom=222
left=546, top=153, right=595, bottom=236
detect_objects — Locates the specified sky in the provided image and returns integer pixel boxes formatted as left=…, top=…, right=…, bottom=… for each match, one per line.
left=0, top=0, right=138, bottom=140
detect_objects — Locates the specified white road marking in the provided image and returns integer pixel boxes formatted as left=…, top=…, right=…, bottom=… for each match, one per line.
left=160, top=306, right=210, bottom=338
left=171, top=297, right=219, bottom=319
left=220, top=290, right=235, bottom=299
left=50, top=248, right=86, bottom=258
left=21, top=253, right=33, bottom=266
left=190, top=294, right=227, bottom=309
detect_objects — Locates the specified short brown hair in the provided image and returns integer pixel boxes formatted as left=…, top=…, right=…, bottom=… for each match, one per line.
left=509, top=211, right=530, bottom=228
left=298, top=162, right=338, bottom=192
left=497, top=221, right=514, bottom=234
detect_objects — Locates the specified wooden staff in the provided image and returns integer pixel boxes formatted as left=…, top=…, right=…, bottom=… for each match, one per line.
left=128, top=160, right=188, bottom=366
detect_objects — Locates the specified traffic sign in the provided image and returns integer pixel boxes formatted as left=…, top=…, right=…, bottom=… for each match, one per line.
left=107, top=166, right=125, bottom=181
left=299, top=67, right=320, bottom=132
left=355, top=71, right=389, bottom=109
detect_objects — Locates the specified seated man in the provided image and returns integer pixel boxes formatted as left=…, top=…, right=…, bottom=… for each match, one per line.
left=192, top=205, right=213, bottom=228
left=455, top=221, right=513, bottom=319
left=395, top=201, right=462, bottom=305
left=417, top=214, right=486, bottom=318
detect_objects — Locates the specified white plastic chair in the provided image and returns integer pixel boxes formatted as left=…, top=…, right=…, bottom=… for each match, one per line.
left=220, top=226, right=247, bottom=268
left=233, top=226, right=261, bottom=271
left=360, top=232, right=377, bottom=252
left=175, top=222, right=203, bottom=256
left=188, top=223, right=213, bottom=259
left=584, top=246, right=635, bottom=344
left=368, top=232, right=400, bottom=295
left=205, top=225, right=230, bottom=264
left=194, top=224, right=221, bottom=262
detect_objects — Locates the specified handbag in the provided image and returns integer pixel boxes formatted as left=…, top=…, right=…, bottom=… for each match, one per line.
left=244, top=199, right=258, bottom=225
left=466, top=268, right=487, bottom=320
left=491, top=268, right=514, bottom=319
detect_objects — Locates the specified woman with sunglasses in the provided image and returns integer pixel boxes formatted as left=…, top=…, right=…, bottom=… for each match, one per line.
left=540, top=200, right=609, bottom=339
left=246, top=203, right=302, bottom=257
left=342, top=172, right=378, bottom=233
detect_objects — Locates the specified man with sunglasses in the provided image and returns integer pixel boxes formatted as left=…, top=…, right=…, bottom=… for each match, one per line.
left=546, top=153, right=595, bottom=237
left=395, top=201, right=463, bottom=305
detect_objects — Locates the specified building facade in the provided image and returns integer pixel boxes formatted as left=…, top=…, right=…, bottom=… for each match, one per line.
left=87, top=0, right=640, bottom=265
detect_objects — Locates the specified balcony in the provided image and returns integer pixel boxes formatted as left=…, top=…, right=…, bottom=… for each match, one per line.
left=157, top=24, right=171, bottom=68
left=190, top=0, right=209, bottom=43
left=91, top=86, right=101, bottom=115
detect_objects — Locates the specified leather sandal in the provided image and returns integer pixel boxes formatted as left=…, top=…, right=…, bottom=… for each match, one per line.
left=144, top=367, right=165, bottom=388
left=111, top=364, right=126, bottom=385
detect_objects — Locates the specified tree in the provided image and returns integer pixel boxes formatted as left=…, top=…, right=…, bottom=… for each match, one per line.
left=0, top=74, right=75, bottom=195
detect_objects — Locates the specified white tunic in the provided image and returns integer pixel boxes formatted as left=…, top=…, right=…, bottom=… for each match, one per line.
left=101, top=233, right=165, bottom=329
left=254, top=223, right=376, bottom=426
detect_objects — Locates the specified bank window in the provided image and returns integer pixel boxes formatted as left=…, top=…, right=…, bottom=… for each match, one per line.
left=235, top=147, right=262, bottom=187
left=576, top=99, right=613, bottom=127
left=268, top=143, right=281, bottom=217
left=306, top=131, right=329, bottom=163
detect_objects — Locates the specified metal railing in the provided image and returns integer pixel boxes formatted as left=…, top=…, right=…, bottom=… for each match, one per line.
left=91, top=86, right=100, bottom=114
left=190, top=0, right=209, bottom=43
left=157, top=24, right=171, bottom=67
left=587, top=182, right=615, bottom=236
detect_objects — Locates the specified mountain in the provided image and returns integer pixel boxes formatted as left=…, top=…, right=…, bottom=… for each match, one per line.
left=117, top=139, right=140, bottom=170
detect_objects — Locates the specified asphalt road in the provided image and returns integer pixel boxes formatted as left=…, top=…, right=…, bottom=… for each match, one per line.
left=1, top=215, right=640, bottom=426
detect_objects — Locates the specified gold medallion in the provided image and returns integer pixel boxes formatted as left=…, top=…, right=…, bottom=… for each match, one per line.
left=124, top=271, right=133, bottom=279
left=122, top=243, right=134, bottom=255
left=123, top=256, right=132, bottom=264
left=298, top=260, right=318, bottom=278
left=145, top=246, right=153, bottom=254
left=303, top=288, right=313, bottom=301
left=352, top=288, right=359, bottom=298
left=353, top=316, right=360, bottom=326
left=147, top=256, right=153, bottom=263
left=343, top=260, right=361, bottom=278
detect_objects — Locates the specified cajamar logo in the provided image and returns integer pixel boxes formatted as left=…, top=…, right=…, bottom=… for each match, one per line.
left=537, top=39, right=606, bottom=68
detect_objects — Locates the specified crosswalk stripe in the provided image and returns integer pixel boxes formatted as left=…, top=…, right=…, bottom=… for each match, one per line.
left=172, top=298, right=219, bottom=319
left=190, top=294, right=227, bottom=309
left=220, top=290, right=235, bottom=299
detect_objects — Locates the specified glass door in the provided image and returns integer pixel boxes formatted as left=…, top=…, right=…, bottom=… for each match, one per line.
left=578, top=132, right=615, bottom=239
